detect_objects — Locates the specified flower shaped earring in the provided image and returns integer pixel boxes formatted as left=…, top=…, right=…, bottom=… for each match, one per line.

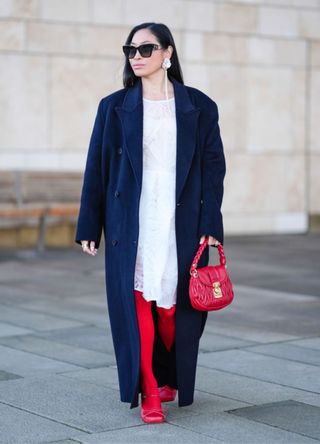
left=162, top=58, right=172, bottom=102
left=162, top=58, right=171, bottom=70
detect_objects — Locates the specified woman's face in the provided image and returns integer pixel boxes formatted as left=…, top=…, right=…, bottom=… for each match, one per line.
left=128, top=28, right=172, bottom=78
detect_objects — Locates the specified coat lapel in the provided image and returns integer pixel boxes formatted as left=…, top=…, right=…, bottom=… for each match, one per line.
left=174, top=78, right=201, bottom=203
left=115, top=84, right=143, bottom=195
left=115, top=77, right=200, bottom=203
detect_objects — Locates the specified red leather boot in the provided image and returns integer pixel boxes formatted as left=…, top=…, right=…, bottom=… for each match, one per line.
left=158, top=385, right=177, bottom=402
left=141, top=388, right=167, bottom=423
left=134, top=290, right=166, bottom=423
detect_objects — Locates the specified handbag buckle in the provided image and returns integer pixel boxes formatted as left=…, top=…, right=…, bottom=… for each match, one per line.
left=213, top=281, right=222, bottom=298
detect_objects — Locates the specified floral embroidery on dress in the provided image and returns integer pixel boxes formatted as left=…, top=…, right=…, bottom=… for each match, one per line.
left=134, top=97, right=178, bottom=309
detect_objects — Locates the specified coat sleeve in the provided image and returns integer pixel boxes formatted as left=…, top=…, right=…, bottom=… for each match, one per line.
left=198, top=101, right=226, bottom=245
left=75, top=99, right=105, bottom=249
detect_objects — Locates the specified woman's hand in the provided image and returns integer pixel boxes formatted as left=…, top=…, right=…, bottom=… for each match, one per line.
left=199, top=235, right=221, bottom=247
left=81, top=240, right=98, bottom=256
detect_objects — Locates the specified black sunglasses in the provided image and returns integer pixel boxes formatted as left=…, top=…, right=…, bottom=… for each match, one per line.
left=122, top=43, right=162, bottom=59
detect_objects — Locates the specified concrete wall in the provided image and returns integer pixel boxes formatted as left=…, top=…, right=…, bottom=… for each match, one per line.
left=1, top=0, right=320, bottom=235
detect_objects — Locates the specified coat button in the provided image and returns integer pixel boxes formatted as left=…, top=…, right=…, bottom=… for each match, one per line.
left=177, top=202, right=181, bottom=206
left=133, top=240, right=137, bottom=244
left=200, top=199, right=203, bottom=205
left=117, top=147, right=122, bottom=154
left=115, top=190, right=120, bottom=197
left=112, top=239, right=118, bottom=246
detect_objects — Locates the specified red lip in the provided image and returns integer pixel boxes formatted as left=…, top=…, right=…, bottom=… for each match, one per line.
left=133, top=64, right=145, bottom=67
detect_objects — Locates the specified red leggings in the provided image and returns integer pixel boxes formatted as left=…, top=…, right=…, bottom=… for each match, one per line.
left=134, top=289, right=176, bottom=394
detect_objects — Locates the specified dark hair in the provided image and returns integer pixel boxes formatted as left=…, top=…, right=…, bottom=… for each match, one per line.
left=122, top=22, right=184, bottom=88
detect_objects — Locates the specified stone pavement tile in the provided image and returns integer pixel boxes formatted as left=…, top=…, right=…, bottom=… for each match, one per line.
left=239, top=285, right=319, bottom=303
left=0, top=253, right=104, bottom=285
left=0, top=344, right=81, bottom=377
left=228, top=263, right=320, bottom=297
left=224, top=233, right=320, bottom=296
left=195, top=365, right=320, bottom=407
left=45, top=440, right=84, bottom=444
left=18, top=298, right=109, bottom=326
left=0, top=304, right=86, bottom=331
left=289, top=337, right=320, bottom=351
left=0, top=369, right=22, bottom=381
left=244, top=342, right=320, bottom=366
left=10, top=246, right=105, bottom=272
left=0, top=321, right=34, bottom=337
left=199, top=332, right=256, bottom=353
left=0, top=278, right=102, bottom=308
left=0, top=274, right=104, bottom=301
left=204, top=285, right=320, bottom=337
left=61, top=368, right=248, bottom=415
left=44, top=440, right=83, bottom=444
left=35, top=326, right=115, bottom=355
left=0, top=402, right=88, bottom=444
left=229, top=400, right=320, bottom=440
left=26, top=270, right=105, bottom=298
left=60, top=368, right=248, bottom=416
left=0, top=335, right=115, bottom=368
left=0, top=260, right=57, bottom=282
left=0, top=374, right=144, bottom=433
left=204, top=321, right=299, bottom=344
left=68, top=423, right=221, bottom=444
left=64, top=294, right=108, bottom=308
left=170, top=390, right=250, bottom=415
left=169, top=412, right=317, bottom=443
left=59, top=366, right=120, bottom=392
left=225, top=232, right=319, bottom=261
left=222, top=284, right=319, bottom=307
left=197, top=349, right=320, bottom=392
left=0, top=284, right=52, bottom=305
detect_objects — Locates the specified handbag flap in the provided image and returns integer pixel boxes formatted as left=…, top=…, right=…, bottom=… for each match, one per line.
left=196, top=265, right=228, bottom=287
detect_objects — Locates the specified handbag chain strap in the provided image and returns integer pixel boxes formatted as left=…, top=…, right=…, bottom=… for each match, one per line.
left=189, top=237, right=226, bottom=277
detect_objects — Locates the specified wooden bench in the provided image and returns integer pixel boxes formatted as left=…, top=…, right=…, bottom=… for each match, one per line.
left=0, top=171, right=82, bottom=251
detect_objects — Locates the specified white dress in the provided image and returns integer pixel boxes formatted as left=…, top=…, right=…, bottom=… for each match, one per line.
left=133, top=96, right=178, bottom=309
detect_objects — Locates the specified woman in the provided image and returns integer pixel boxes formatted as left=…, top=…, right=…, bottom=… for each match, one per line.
left=75, top=22, right=226, bottom=424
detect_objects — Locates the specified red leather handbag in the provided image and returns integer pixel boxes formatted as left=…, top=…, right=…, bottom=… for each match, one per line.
left=189, top=237, right=234, bottom=311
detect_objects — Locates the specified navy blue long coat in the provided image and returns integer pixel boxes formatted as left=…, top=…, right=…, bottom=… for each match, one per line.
left=75, top=76, right=226, bottom=409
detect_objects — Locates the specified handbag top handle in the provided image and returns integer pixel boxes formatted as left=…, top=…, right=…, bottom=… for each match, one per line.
left=189, top=237, right=226, bottom=276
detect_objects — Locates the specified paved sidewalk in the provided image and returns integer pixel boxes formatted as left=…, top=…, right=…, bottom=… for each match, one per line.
left=0, top=233, right=319, bottom=443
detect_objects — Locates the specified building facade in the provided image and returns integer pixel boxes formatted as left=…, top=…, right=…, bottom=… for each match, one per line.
left=1, top=0, right=320, bottom=240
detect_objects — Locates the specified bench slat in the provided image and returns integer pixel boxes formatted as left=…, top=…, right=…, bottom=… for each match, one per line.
left=0, top=207, right=45, bottom=218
